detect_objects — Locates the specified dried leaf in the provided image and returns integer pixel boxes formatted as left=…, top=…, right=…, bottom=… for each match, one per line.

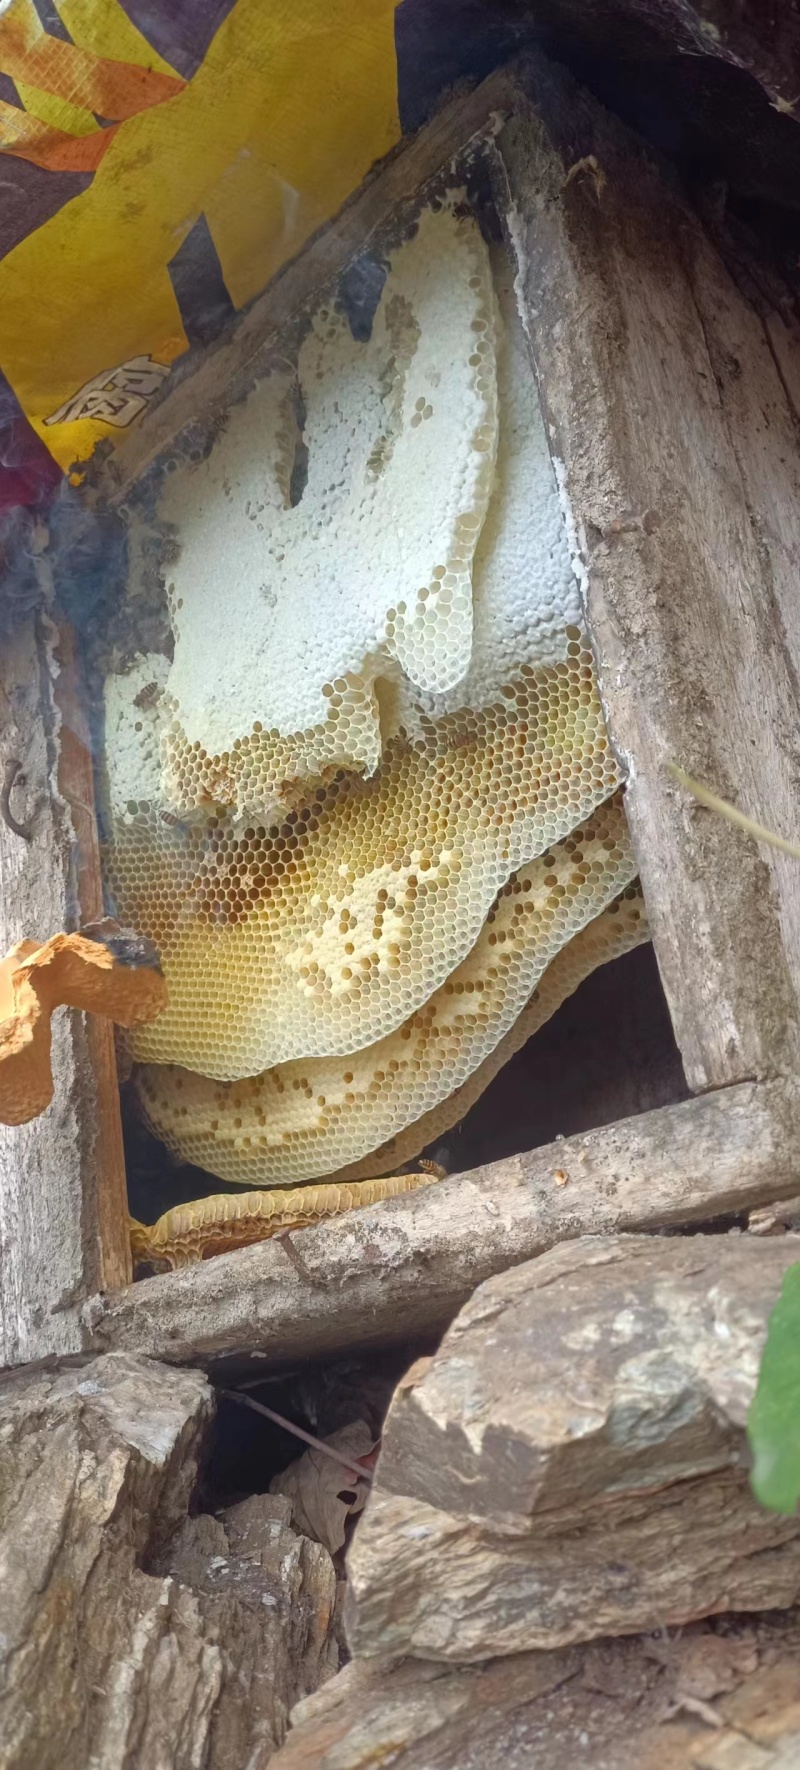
left=270, top=1419, right=377, bottom=1554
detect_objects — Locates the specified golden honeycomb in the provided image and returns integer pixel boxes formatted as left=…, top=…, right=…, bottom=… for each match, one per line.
left=134, top=793, right=636, bottom=1185
left=105, top=634, right=622, bottom=1079
left=102, top=199, right=640, bottom=1195
left=330, top=880, right=648, bottom=1182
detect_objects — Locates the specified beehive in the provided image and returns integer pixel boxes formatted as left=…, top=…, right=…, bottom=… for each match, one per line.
left=134, top=793, right=636, bottom=1185
left=102, top=195, right=632, bottom=1188
left=104, top=233, right=621, bottom=1078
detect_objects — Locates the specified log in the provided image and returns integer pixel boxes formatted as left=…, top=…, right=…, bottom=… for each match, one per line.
left=82, top=1079, right=800, bottom=1370
left=346, top=1232, right=800, bottom=1662
left=0, top=1351, right=339, bottom=1769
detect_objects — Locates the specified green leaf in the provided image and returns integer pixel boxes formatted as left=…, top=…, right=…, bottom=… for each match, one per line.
left=748, top=1261, right=800, bottom=1514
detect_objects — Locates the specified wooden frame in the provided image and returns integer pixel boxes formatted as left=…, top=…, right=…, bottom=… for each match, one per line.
left=0, top=614, right=131, bottom=1368
left=3, top=51, right=800, bottom=1369
left=83, top=1078, right=800, bottom=1372
left=496, top=61, right=800, bottom=1092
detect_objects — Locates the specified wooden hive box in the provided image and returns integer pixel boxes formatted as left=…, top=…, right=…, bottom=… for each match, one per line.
left=3, top=53, right=800, bottom=1373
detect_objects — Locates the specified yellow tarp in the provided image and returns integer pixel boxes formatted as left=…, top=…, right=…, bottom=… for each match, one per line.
left=0, top=0, right=401, bottom=470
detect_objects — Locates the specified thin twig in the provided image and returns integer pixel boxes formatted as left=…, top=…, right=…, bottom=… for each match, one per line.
left=1, top=759, right=32, bottom=842
left=275, top=1230, right=326, bottom=1286
left=668, top=763, right=800, bottom=861
left=219, top=1389, right=374, bottom=1482
left=238, top=1368, right=304, bottom=1389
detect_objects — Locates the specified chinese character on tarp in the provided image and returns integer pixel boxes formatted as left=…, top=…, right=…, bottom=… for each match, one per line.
left=45, top=357, right=170, bottom=428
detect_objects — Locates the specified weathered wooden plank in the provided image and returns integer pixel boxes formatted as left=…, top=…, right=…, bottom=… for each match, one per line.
left=495, top=58, right=800, bottom=1090
left=81, top=1078, right=800, bottom=1370
left=53, top=626, right=132, bottom=1294
left=0, top=612, right=128, bottom=1368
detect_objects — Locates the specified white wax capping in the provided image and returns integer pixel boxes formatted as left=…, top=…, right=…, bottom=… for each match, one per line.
left=103, top=653, right=170, bottom=818
left=157, top=204, right=498, bottom=813
left=463, top=255, right=582, bottom=687
left=385, top=250, right=582, bottom=736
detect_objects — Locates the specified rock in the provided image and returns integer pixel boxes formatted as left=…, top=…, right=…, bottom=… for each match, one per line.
left=748, top=1196, right=800, bottom=1237
left=0, top=1352, right=340, bottom=1769
left=270, top=1611, right=800, bottom=1770
left=158, top=1491, right=342, bottom=1765
left=347, top=1234, right=800, bottom=1662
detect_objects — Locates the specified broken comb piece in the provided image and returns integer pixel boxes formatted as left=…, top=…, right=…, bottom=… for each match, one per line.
left=0, top=926, right=166, bottom=1126
left=130, top=1170, right=441, bottom=1270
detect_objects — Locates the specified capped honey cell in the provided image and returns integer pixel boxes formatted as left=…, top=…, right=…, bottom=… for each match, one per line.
left=134, top=796, right=636, bottom=1185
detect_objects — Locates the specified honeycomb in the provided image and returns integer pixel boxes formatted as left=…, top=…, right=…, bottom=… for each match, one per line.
left=330, top=881, right=648, bottom=1182
left=103, top=201, right=633, bottom=1189
left=384, top=249, right=582, bottom=741
left=134, top=793, right=636, bottom=1185
left=156, top=203, right=499, bottom=825
left=102, top=652, right=171, bottom=819
left=105, top=635, right=622, bottom=1078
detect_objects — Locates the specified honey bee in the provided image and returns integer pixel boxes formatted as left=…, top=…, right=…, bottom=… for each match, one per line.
left=133, top=681, right=162, bottom=712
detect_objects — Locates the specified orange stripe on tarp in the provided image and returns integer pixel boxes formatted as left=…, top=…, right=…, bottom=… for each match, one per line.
left=0, top=99, right=116, bottom=171
left=1, top=13, right=185, bottom=120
